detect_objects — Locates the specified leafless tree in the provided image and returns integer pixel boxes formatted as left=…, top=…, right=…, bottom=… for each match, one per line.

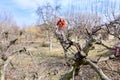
left=36, top=3, right=61, bottom=51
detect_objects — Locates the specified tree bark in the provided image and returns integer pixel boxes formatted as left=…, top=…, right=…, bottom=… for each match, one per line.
left=86, top=59, right=110, bottom=80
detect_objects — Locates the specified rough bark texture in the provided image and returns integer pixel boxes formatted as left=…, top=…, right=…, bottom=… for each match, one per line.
left=59, top=28, right=110, bottom=80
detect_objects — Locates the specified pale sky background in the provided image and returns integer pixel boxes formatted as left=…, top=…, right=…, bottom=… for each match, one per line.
left=0, top=0, right=120, bottom=27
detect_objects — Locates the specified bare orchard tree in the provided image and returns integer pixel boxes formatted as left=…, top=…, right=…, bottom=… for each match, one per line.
left=56, top=16, right=120, bottom=79
left=36, top=3, right=61, bottom=51
left=55, top=6, right=120, bottom=80
left=56, top=26, right=111, bottom=80
left=0, top=12, right=40, bottom=80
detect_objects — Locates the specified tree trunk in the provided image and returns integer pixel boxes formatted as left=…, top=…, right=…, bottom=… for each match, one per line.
left=49, top=33, right=53, bottom=51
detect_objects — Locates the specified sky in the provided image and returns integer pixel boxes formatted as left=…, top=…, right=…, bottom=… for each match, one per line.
left=0, top=0, right=120, bottom=27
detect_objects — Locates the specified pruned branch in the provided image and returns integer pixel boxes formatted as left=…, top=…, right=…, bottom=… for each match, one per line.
left=92, top=26, right=102, bottom=34
left=82, top=36, right=95, bottom=54
left=86, top=59, right=110, bottom=80
left=100, top=43, right=115, bottom=50
left=7, top=38, right=18, bottom=48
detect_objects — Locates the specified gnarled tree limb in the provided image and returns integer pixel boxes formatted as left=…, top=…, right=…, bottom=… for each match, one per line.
left=86, top=59, right=110, bottom=80
left=59, top=27, right=110, bottom=80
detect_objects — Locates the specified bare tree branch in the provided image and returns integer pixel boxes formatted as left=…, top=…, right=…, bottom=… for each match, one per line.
left=86, top=59, right=110, bottom=80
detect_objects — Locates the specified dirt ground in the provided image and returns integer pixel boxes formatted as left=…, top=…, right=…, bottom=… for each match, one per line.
left=37, top=56, right=120, bottom=80
left=3, top=41, right=120, bottom=80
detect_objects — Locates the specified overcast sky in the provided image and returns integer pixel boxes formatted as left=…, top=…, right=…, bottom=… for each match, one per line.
left=0, top=0, right=120, bottom=27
